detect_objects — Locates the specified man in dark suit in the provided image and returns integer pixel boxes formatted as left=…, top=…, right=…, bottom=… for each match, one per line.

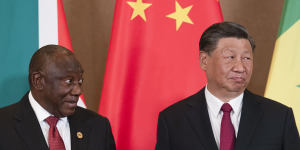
left=155, top=22, right=300, bottom=150
left=0, top=45, right=116, bottom=150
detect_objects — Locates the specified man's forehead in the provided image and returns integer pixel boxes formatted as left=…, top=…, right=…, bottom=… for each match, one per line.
left=220, top=48, right=252, bottom=54
left=44, top=54, right=83, bottom=74
left=216, top=38, right=252, bottom=50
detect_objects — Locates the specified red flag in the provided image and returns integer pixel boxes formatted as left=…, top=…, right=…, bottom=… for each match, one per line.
left=99, top=0, right=223, bottom=149
left=39, top=0, right=86, bottom=107
left=57, top=0, right=73, bottom=51
left=56, top=0, right=86, bottom=107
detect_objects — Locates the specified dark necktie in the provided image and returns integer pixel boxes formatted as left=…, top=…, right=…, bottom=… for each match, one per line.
left=220, top=103, right=235, bottom=150
left=45, top=116, right=66, bottom=150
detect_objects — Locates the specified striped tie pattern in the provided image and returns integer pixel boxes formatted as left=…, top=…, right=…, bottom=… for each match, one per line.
left=45, top=116, right=66, bottom=150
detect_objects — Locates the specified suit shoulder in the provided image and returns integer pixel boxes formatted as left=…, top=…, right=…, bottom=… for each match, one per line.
left=72, top=107, right=109, bottom=124
left=160, top=99, right=188, bottom=116
left=0, top=101, right=24, bottom=131
left=246, top=90, right=291, bottom=112
left=160, top=90, right=203, bottom=117
left=0, top=101, right=21, bottom=119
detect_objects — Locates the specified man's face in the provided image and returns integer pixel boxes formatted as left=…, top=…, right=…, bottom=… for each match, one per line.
left=41, top=54, right=83, bottom=117
left=200, top=37, right=253, bottom=99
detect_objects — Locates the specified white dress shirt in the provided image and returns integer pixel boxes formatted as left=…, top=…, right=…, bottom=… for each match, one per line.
left=28, top=91, right=71, bottom=150
left=205, top=86, right=243, bottom=149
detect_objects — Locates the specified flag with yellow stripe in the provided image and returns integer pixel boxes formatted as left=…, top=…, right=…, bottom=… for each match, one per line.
left=265, top=0, right=300, bottom=128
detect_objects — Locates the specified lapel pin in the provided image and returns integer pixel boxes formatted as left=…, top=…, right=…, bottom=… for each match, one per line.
left=77, top=131, right=83, bottom=139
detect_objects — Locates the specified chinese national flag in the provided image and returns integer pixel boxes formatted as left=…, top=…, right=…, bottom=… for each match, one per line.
left=98, top=0, right=223, bottom=149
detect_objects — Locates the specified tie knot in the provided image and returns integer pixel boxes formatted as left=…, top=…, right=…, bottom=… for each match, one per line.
left=221, top=103, right=232, bottom=113
left=45, top=116, right=59, bottom=127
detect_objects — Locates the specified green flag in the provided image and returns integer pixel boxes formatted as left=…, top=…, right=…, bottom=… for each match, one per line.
left=0, top=0, right=38, bottom=107
left=265, top=0, right=300, bottom=128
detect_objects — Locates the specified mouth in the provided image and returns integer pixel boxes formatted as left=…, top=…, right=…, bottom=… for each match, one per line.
left=64, top=98, right=78, bottom=108
left=230, top=77, right=245, bottom=82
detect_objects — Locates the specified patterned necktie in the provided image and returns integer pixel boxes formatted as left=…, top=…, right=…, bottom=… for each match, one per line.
left=220, top=103, right=235, bottom=150
left=45, top=116, right=66, bottom=150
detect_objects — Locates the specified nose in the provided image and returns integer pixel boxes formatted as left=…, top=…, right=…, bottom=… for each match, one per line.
left=232, top=59, right=245, bottom=73
left=71, top=82, right=82, bottom=96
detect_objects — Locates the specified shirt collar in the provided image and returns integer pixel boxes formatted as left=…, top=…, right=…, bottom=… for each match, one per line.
left=228, top=92, right=243, bottom=116
left=205, top=86, right=243, bottom=118
left=28, top=91, right=68, bottom=123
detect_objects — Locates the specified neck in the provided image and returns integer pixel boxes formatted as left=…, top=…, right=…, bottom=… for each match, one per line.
left=206, top=85, right=244, bottom=103
left=31, top=90, right=61, bottom=118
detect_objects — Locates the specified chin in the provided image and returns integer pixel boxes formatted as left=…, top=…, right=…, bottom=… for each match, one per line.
left=62, top=111, right=75, bottom=117
left=233, top=81, right=247, bottom=88
left=60, top=107, right=76, bottom=117
left=230, top=86, right=246, bottom=93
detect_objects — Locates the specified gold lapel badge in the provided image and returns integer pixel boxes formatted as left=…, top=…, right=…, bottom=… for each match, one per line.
left=77, top=131, right=83, bottom=139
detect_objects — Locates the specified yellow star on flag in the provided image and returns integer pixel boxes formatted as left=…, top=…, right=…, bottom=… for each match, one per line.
left=127, top=0, right=152, bottom=21
left=166, top=1, right=194, bottom=31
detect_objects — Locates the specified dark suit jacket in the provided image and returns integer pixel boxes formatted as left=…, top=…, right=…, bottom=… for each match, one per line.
left=156, top=88, right=300, bottom=150
left=0, top=93, right=116, bottom=150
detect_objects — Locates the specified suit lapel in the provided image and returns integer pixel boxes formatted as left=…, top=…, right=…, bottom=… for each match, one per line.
left=14, top=93, right=49, bottom=150
left=235, top=90, right=263, bottom=150
left=68, top=108, right=88, bottom=150
left=185, top=89, right=218, bottom=150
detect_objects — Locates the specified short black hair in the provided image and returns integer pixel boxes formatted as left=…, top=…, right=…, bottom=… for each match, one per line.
left=28, top=45, right=74, bottom=86
left=199, top=22, right=255, bottom=54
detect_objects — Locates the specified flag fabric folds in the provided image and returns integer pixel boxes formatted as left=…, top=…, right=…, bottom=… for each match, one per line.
left=265, top=0, right=300, bottom=128
left=0, top=0, right=86, bottom=108
left=98, top=0, right=223, bottom=149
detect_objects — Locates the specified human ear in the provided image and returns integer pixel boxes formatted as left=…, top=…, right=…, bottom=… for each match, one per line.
left=31, top=72, right=44, bottom=90
left=199, top=51, right=208, bottom=71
